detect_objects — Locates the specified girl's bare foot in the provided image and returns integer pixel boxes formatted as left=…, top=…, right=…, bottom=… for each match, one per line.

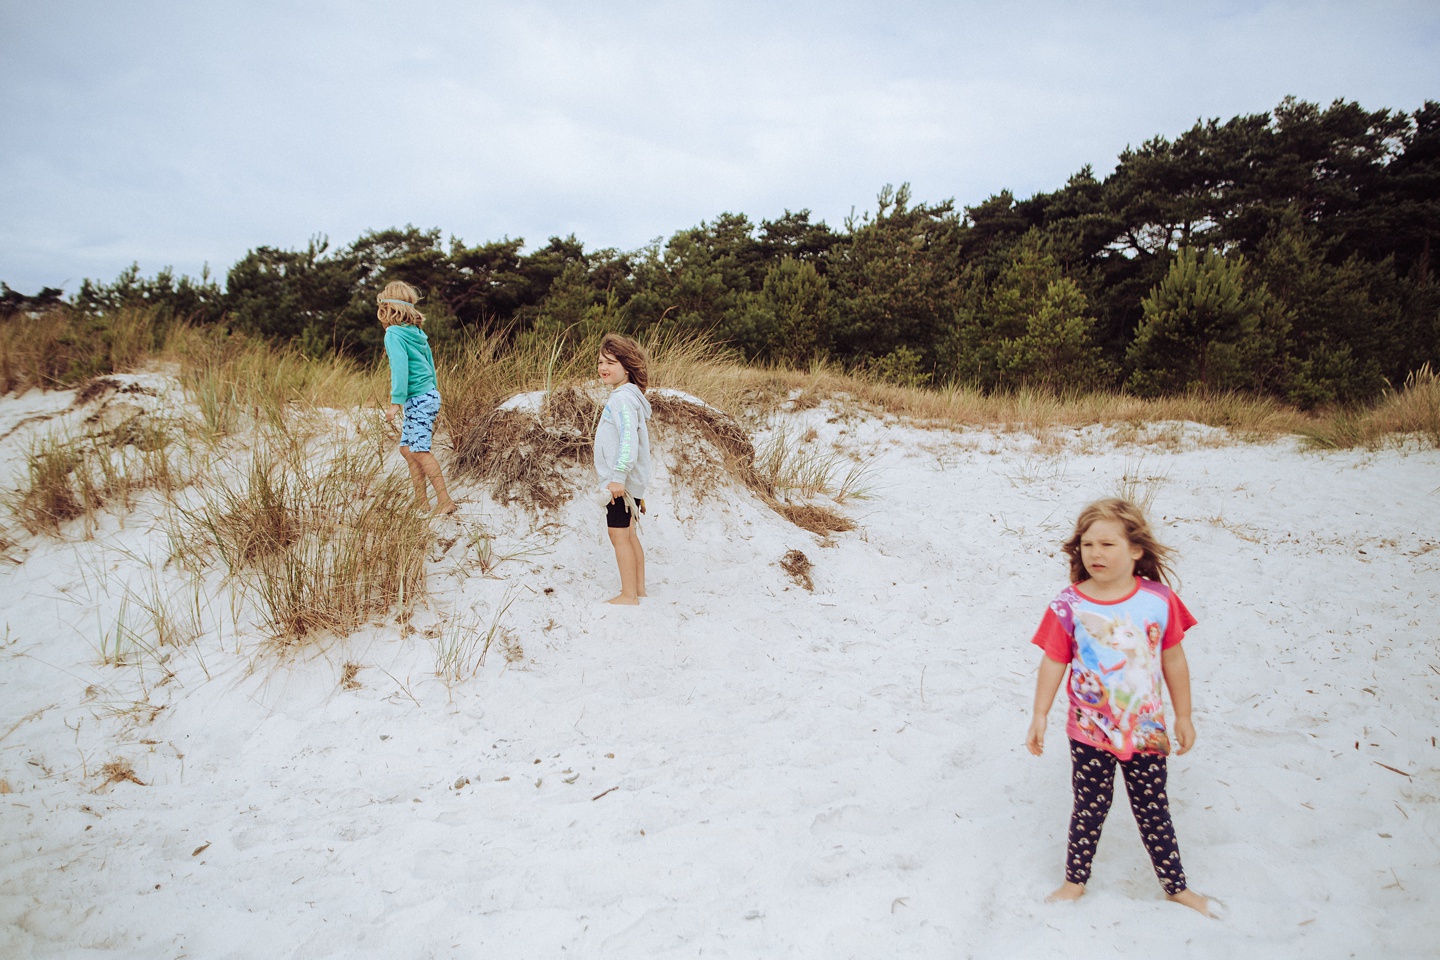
left=1166, top=889, right=1215, bottom=918
left=432, top=499, right=458, bottom=517
left=605, top=595, right=639, bottom=606
left=1046, top=881, right=1085, bottom=902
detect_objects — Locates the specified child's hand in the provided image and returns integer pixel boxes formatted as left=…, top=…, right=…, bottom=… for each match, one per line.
left=606, top=481, right=626, bottom=501
left=1172, top=716, right=1197, bottom=754
left=1026, top=715, right=1047, bottom=756
left=385, top=403, right=401, bottom=424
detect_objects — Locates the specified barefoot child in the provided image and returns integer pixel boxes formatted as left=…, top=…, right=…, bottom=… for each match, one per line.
left=379, top=281, right=456, bottom=516
left=1025, top=498, right=1213, bottom=917
left=593, top=333, right=652, bottom=605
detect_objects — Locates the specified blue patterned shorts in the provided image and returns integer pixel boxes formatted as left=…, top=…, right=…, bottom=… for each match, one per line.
left=400, top=389, right=441, bottom=453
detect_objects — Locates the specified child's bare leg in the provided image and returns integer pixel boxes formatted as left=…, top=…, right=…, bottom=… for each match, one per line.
left=1166, top=888, right=1215, bottom=917
left=414, top=451, right=456, bottom=515
left=606, top=525, right=641, bottom=604
left=1046, top=881, right=1085, bottom=902
left=630, top=526, right=646, bottom=597
left=399, top=447, right=428, bottom=507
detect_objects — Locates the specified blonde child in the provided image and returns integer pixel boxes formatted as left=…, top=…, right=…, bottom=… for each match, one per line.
left=593, top=333, right=652, bottom=605
left=1025, top=498, right=1213, bottom=917
left=379, top=281, right=456, bottom=516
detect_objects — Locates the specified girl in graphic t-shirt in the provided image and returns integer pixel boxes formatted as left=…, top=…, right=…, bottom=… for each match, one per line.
left=1025, top=498, right=1215, bottom=918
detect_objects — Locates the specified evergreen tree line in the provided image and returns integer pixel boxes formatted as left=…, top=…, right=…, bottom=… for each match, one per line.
left=5, top=97, right=1437, bottom=407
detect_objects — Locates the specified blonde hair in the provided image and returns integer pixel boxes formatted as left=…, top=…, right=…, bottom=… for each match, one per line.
left=1062, top=497, right=1176, bottom=586
left=377, top=280, right=425, bottom=327
left=599, top=333, right=648, bottom=392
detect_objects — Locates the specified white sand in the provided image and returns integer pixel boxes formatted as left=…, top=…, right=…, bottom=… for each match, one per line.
left=1, top=379, right=1437, bottom=959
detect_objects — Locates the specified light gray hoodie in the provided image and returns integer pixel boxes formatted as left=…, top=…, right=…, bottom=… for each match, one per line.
left=593, top=382, right=653, bottom=499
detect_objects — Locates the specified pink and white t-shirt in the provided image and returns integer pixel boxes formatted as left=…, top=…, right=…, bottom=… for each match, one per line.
left=1031, top=577, right=1196, bottom=760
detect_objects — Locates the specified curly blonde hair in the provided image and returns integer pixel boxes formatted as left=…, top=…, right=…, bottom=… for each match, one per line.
left=1062, top=497, right=1176, bottom=586
left=377, top=280, right=425, bottom=328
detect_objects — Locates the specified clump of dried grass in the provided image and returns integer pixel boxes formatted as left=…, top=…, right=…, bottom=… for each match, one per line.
left=452, top=385, right=599, bottom=508
left=752, top=423, right=875, bottom=502
left=649, top=393, right=770, bottom=498
left=771, top=502, right=856, bottom=535
left=97, top=759, right=147, bottom=790
left=651, top=394, right=860, bottom=533
left=7, top=435, right=87, bottom=533
left=780, top=549, right=814, bottom=590
left=5, top=411, right=184, bottom=537
left=90, top=571, right=211, bottom=686
left=191, top=453, right=302, bottom=567
left=184, top=436, right=431, bottom=646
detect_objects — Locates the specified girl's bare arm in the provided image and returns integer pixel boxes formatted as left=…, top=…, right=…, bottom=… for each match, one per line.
left=1026, top=654, right=1068, bottom=756
left=1162, top=644, right=1196, bottom=754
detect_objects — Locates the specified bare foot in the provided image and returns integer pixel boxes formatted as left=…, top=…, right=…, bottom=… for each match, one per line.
left=432, top=500, right=458, bottom=517
left=605, top=595, right=640, bottom=606
left=1045, top=882, right=1086, bottom=903
left=1166, top=889, right=1215, bottom=918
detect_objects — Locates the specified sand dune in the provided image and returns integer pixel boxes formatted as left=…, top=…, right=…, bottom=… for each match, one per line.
left=1, top=376, right=1436, bottom=959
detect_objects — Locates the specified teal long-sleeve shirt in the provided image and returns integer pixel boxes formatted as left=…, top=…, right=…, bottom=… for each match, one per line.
left=384, top=323, right=437, bottom=404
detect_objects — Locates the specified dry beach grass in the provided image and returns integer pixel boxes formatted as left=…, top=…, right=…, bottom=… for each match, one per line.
left=4, top=306, right=1439, bottom=447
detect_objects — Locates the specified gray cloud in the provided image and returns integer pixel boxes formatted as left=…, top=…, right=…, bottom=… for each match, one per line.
left=2, top=0, right=1436, bottom=292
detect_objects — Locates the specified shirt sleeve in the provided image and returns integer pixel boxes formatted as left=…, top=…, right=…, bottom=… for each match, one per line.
left=1030, top=607, right=1074, bottom=663
left=385, top=329, right=409, bottom=405
left=608, top=392, right=639, bottom=484
left=1161, top=591, right=1197, bottom=650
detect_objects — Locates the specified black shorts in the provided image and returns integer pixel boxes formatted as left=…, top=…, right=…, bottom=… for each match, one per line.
left=606, top=497, right=644, bottom=528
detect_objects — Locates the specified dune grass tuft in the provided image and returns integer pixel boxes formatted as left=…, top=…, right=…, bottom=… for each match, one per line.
left=1300, top=363, right=1440, bottom=450
left=5, top=419, right=184, bottom=537
left=432, top=591, right=519, bottom=683
left=185, top=432, right=431, bottom=646
left=753, top=424, right=874, bottom=503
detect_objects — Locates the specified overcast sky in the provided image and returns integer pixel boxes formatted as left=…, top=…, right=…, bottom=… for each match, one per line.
left=1, top=0, right=1437, bottom=294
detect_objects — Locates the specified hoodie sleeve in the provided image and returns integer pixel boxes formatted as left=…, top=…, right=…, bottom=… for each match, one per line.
left=608, top=389, right=641, bottom=484
left=384, top=327, right=409, bottom=404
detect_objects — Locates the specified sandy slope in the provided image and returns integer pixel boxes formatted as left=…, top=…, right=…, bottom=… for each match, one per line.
left=1, top=379, right=1437, bottom=959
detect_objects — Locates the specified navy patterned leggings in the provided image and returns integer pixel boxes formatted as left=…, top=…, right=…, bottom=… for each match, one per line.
left=1066, top=739, right=1187, bottom=895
